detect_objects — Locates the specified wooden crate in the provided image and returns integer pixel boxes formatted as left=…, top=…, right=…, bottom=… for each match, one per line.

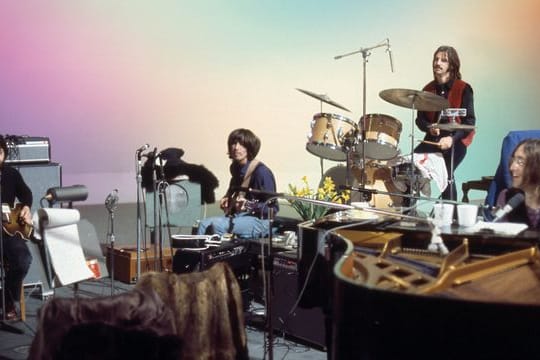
left=105, top=245, right=174, bottom=284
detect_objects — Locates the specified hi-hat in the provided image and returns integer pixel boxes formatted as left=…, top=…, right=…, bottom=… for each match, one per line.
left=296, top=88, right=351, bottom=112
left=379, top=88, right=449, bottom=112
left=429, top=122, right=476, bottom=131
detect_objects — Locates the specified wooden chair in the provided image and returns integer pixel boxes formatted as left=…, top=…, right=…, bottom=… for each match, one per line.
left=461, top=176, right=493, bottom=203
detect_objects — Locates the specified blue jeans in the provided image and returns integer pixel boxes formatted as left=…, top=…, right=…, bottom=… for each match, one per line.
left=197, top=213, right=270, bottom=239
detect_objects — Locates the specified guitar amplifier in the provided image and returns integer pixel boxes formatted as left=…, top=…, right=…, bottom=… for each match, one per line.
left=271, top=250, right=326, bottom=350
left=172, top=241, right=251, bottom=274
left=106, top=245, right=174, bottom=284
left=5, top=136, right=51, bottom=164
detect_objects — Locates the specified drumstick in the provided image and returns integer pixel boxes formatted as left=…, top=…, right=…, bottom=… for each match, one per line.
left=417, top=140, right=441, bottom=147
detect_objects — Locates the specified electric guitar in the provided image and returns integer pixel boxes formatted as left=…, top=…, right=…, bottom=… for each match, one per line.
left=1, top=203, right=34, bottom=240
left=224, top=192, right=260, bottom=217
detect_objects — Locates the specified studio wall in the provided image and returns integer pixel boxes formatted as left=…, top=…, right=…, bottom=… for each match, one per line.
left=2, top=0, right=539, bottom=204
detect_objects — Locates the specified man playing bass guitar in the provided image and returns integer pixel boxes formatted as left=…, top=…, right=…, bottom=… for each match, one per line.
left=0, top=135, right=33, bottom=321
left=197, top=128, right=278, bottom=239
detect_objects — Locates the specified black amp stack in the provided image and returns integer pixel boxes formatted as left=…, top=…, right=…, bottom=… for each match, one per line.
left=2, top=134, right=60, bottom=299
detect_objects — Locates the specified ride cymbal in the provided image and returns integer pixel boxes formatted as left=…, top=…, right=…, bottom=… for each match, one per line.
left=379, top=88, right=449, bottom=112
left=296, top=88, right=351, bottom=112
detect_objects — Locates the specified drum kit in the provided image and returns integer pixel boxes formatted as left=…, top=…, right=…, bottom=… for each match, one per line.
left=300, top=86, right=474, bottom=212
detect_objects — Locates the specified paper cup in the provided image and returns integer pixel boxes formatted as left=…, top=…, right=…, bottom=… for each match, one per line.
left=457, top=204, right=478, bottom=227
left=433, top=203, right=454, bottom=226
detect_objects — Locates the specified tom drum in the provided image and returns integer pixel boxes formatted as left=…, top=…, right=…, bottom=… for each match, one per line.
left=307, top=113, right=357, bottom=161
left=357, top=114, right=402, bottom=160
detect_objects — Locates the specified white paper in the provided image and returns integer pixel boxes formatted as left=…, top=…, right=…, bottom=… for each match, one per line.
left=38, top=208, right=94, bottom=286
left=464, top=220, right=528, bottom=236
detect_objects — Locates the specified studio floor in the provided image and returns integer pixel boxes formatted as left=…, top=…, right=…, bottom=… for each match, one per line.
left=0, top=278, right=326, bottom=360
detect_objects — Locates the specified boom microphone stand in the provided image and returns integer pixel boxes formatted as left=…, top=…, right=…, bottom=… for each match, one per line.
left=0, top=170, right=24, bottom=334
left=334, top=39, right=394, bottom=201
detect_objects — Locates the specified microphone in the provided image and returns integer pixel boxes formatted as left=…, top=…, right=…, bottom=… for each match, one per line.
left=386, top=39, right=394, bottom=73
left=492, top=192, right=525, bottom=222
left=105, top=189, right=119, bottom=212
left=136, top=144, right=150, bottom=153
left=44, top=185, right=89, bottom=203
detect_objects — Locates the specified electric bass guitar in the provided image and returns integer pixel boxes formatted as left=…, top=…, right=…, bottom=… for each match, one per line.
left=1, top=203, right=34, bottom=240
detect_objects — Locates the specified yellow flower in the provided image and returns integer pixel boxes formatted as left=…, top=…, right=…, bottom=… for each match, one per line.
left=288, top=176, right=350, bottom=220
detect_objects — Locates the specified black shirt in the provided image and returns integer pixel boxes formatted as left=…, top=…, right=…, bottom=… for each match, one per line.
left=0, top=165, right=33, bottom=208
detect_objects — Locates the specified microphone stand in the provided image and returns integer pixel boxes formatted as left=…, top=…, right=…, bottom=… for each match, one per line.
left=264, top=205, right=275, bottom=360
left=0, top=170, right=24, bottom=334
left=334, top=39, right=390, bottom=201
left=106, top=192, right=118, bottom=295
left=135, top=151, right=144, bottom=281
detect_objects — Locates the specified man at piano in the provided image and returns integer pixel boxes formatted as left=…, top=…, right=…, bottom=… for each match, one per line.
left=495, top=138, right=540, bottom=229
left=0, top=135, right=33, bottom=321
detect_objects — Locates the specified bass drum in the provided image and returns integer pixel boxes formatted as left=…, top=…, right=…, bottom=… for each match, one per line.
left=322, top=163, right=406, bottom=210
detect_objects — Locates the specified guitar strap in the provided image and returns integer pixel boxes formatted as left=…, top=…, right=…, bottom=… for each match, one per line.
left=240, top=159, right=260, bottom=189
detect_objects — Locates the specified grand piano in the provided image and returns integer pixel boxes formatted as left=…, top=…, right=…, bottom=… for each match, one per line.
left=297, top=210, right=540, bottom=359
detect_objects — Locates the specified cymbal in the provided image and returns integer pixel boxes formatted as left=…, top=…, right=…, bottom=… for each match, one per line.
left=429, top=123, right=476, bottom=131
left=296, top=88, right=351, bottom=112
left=379, top=88, right=449, bottom=111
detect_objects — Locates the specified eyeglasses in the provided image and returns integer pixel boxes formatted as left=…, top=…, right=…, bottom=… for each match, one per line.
left=510, top=156, right=526, bottom=167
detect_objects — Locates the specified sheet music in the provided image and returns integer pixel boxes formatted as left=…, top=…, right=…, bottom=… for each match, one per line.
left=464, top=221, right=528, bottom=236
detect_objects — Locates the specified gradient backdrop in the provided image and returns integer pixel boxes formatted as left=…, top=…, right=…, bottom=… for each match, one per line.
left=2, top=0, right=539, bottom=205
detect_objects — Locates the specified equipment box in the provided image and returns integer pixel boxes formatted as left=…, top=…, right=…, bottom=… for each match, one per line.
left=105, top=245, right=173, bottom=284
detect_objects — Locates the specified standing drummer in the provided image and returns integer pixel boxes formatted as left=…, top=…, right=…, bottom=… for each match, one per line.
left=414, top=45, right=476, bottom=200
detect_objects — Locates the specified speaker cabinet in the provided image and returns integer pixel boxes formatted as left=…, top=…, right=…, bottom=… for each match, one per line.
left=14, top=163, right=62, bottom=211
left=272, top=251, right=326, bottom=350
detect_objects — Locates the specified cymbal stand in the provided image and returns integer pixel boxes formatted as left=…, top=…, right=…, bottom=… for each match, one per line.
left=343, top=135, right=358, bottom=188
left=334, top=39, right=390, bottom=200
left=408, top=99, right=420, bottom=215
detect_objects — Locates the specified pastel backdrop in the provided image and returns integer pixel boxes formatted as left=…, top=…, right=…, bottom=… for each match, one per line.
left=1, top=0, right=539, bottom=205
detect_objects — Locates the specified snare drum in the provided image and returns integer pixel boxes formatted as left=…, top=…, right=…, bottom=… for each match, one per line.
left=357, top=114, right=402, bottom=160
left=307, top=113, right=357, bottom=161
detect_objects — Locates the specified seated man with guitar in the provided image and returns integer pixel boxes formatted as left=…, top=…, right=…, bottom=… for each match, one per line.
left=0, top=135, right=33, bottom=321
left=197, top=128, right=278, bottom=239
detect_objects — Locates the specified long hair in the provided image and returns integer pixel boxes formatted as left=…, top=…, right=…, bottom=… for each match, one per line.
left=227, top=128, right=261, bottom=161
left=433, top=45, right=462, bottom=80
left=0, top=135, right=8, bottom=166
left=513, top=138, right=540, bottom=196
